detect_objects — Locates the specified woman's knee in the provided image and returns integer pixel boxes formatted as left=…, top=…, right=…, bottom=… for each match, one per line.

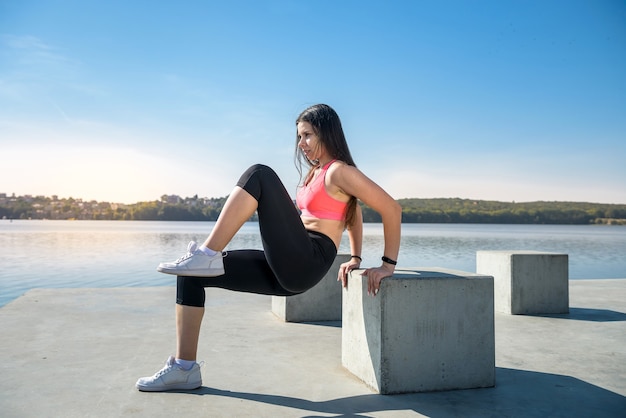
left=176, top=276, right=206, bottom=307
left=236, top=164, right=278, bottom=201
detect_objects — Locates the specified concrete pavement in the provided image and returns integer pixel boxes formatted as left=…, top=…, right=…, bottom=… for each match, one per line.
left=1, top=279, right=625, bottom=417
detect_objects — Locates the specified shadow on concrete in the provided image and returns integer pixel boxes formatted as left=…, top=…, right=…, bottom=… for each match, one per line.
left=299, top=320, right=342, bottom=328
left=168, top=367, right=626, bottom=417
left=533, top=307, right=626, bottom=322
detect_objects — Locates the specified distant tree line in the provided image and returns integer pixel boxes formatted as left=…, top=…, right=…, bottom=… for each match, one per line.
left=0, top=194, right=231, bottom=222
left=366, top=198, right=626, bottom=225
left=1, top=194, right=626, bottom=225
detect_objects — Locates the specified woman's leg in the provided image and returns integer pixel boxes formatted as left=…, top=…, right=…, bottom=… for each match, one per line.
left=171, top=185, right=258, bottom=362
left=202, top=186, right=258, bottom=252
left=177, top=250, right=298, bottom=301
left=176, top=304, right=204, bottom=361
left=172, top=166, right=282, bottom=364
left=135, top=304, right=205, bottom=391
left=157, top=184, right=258, bottom=276
left=161, top=164, right=299, bottom=275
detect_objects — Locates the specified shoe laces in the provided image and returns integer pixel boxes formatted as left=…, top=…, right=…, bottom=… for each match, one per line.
left=175, top=241, right=200, bottom=263
left=154, top=359, right=176, bottom=378
left=153, top=359, right=203, bottom=378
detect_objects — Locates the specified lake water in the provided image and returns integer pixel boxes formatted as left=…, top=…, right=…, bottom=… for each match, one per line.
left=1, top=220, right=625, bottom=307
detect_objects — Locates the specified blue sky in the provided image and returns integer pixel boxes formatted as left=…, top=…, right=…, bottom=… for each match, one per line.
left=1, top=0, right=625, bottom=204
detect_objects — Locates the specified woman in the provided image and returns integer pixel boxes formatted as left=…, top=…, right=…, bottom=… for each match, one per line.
left=136, top=104, right=401, bottom=392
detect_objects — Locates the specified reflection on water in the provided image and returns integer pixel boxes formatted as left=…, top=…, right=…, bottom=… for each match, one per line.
left=1, top=220, right=625, bottom=307
left=343, top=223, right=626, bottom=280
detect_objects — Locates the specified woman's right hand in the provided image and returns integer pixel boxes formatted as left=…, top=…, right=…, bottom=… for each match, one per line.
left=337, top=259, right=361, bottom=288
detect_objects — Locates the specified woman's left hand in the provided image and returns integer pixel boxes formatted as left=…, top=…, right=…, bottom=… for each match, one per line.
left=362, top=265, right=395, bottom=296
left=337, top=260, right=361, bottom=288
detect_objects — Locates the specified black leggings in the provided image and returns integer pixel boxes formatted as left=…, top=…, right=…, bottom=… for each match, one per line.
left=176, top=164, right=338, bottom=307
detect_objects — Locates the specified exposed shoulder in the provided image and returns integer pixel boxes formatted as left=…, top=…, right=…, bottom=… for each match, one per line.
left=328, top=161, right=364, bottom=178
left=326, top=161, right=372, bottom=195
left=326, top=161, right=361, bottom=183
left=327, top=161, right=395, bottom=210
left=324, top=161, right=358, bottom=199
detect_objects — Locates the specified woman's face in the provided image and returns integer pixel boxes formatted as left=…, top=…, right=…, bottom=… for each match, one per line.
left=297, top=121, right=323, bottom=162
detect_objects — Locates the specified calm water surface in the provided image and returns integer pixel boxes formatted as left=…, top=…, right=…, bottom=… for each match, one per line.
left=1, top=220, right=625, bottom=307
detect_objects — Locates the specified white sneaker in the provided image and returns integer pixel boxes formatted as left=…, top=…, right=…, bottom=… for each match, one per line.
left=157, top=241, right=225, bottom=276
left=136, top=356, right=203, bottom=392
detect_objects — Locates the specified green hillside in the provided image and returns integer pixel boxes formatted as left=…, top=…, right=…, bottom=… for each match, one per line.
left=363, top=198, right=626, bottom=225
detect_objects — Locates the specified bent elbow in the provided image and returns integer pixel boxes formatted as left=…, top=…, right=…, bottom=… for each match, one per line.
left=384, top=201, right=402, bottom=224
left=392, top=201, right=402, bottom=219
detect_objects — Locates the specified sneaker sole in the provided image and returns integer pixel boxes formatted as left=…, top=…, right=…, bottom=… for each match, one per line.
left=156, top=266, right=225, bottom=277
left=136, top=381, right=202, bottom=392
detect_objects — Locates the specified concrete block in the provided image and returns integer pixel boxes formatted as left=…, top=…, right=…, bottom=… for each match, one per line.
left=477, top=251, right=569, bottom=315
left=342, top=268, right=495, bottom=394
left=272, top=254, right=351, bottom=322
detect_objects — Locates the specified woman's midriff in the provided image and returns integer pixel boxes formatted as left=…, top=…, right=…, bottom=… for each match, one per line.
left=301, top=216, right=344, bottom=249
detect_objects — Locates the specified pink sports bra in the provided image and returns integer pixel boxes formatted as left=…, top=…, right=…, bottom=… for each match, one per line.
left=296, top=160, right=348, bottom=221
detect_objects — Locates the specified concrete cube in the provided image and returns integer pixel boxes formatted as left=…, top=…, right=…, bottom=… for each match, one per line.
left=476, top=251, right=569, bottom=315
left=342, top=268, right=495, bottom=394
left=272, top=254, right=351, bottom=322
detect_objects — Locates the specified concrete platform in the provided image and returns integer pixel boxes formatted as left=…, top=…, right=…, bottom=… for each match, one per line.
left=1, top=279, right=625, bottom=417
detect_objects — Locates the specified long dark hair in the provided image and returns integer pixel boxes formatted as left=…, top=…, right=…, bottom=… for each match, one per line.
left=295, top=104, right=358, bottom=227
